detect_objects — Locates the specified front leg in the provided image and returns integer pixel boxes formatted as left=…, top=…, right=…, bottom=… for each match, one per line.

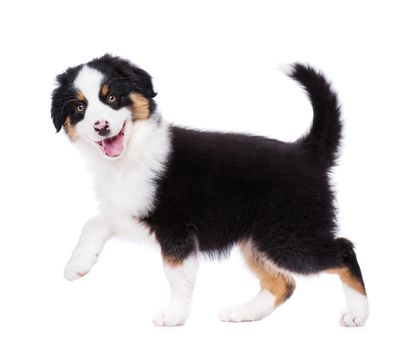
left=153, top=227, right=198, bottom=326
left=153, top=250, right=199, bottom=327
left=64, top=215, right=113, bottom=281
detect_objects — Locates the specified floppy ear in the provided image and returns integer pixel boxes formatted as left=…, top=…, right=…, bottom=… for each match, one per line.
left=126, top=65, right=157, bottom=98
left=51, top=65, right=83, bottom=133
left=97, top=54, right=157, bottom=98
left=51, top=88, right=66, bottom=132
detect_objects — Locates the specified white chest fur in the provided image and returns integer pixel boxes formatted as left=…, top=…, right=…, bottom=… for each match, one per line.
left=77, top=117, right=171, bottom=238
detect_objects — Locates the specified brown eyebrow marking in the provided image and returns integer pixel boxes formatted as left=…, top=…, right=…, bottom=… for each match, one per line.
left=101, top=84, right=109, bottom=97
left=76, top=91, right=86, bottom=101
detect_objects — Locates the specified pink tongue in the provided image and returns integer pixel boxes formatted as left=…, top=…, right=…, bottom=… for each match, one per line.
left=102, top=133, right=124, bottom=157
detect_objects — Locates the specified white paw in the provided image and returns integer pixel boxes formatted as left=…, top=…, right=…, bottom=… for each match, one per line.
left=219, top=305, right=265, bottom=322
left=219, top=290, right=275, bottom=322
left=340, top=285, right=369, bottom=327
left=153, top=303, right=190, bottom=327
left=64, top=253, right=98, bottom=281
left=340, top=309, right=368, bottom=327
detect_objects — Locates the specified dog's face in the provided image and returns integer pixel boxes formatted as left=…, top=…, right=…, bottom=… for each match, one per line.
left=51, top=54, right=156, bottom=159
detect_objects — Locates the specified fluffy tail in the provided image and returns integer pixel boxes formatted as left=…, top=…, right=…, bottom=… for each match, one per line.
left=284, top=63, right=343, bottom=168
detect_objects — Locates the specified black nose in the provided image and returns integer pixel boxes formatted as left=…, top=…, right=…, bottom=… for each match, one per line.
left=94, top=120, right=111, bottom=136
left=98, top=128, right=110, bottom=137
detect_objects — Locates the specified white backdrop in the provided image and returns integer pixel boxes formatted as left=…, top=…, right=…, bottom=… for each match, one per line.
left=1, top=0, right=407, bottom=349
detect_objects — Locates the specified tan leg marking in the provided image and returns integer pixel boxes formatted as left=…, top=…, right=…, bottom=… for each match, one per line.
left=129, top=93, right=150, bottom=121
left=327, top=267, right=366, bottom=295
left=162, top=255, right=183, bottom=268
left=240, top=243, right=295, bottom=307
left=63, top=116, right=79, bottom=141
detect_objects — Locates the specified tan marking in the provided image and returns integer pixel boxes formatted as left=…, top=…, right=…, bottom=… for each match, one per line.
left=240, top=242, right=295, bottom=307
left=63, top=116, right=79, bottom=141
left=101, top=84, right=109, bottom=97
left=327, top=267, right=366, bottom=295
left=76, top=91, right=85, bottom=101
left=129, top=93, right=150, bottom=121
left=162, top=254, right=183, bottom=267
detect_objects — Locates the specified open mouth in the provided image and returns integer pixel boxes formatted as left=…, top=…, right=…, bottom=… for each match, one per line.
left=95, top=123, right=126, bottom=158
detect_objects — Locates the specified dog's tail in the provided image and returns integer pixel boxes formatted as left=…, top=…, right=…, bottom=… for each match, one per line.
left=282, top=63, right=343, bottom=168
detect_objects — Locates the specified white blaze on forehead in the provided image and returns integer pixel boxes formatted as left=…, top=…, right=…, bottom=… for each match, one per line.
left=72, top=64, right=131, bottom=147
left=72, top=64, right=123, bottom=128
left=74, top=65, right=105, bottom=104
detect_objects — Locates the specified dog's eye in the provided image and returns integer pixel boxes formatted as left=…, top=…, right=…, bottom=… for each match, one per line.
left=107, top=95, right=117, bottom=103
left=76, top=104, right=85, bottom=113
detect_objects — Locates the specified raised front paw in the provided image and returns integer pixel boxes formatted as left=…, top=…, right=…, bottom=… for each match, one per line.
left=64, top=253, right=98, bottom=281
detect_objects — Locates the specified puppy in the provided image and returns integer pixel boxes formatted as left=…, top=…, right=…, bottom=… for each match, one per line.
left=51, top=54, right=369, bottom=327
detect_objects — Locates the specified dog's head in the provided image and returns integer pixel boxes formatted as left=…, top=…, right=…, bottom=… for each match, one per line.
left=51, top=54, right=157, bottom=159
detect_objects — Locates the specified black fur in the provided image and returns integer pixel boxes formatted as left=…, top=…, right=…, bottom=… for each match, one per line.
left=291, top=63, right=343, bottom=168
left=51, top=56, right=365, bottom=288
left=51, top=65, right=83, bottom=131
left=51, top=54, right=156, bottom=132
left=143, top=64, right=364, bottom=285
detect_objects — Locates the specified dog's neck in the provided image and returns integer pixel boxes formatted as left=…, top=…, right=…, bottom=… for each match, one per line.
left=75, top=114, right=171, bottom=217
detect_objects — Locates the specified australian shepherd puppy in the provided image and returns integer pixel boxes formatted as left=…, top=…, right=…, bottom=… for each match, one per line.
left=51, top=54, right=368, bottom=327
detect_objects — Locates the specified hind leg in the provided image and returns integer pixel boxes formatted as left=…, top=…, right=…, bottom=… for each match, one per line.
left=328, top=267, right=369, bottom=327
left=241, top=234, right=368, bottom=326
left=326, top=239, right=369, bottom=327
left=264, top=235, right=368, bottom=327
left=219, top=241, right=295, bottom=322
